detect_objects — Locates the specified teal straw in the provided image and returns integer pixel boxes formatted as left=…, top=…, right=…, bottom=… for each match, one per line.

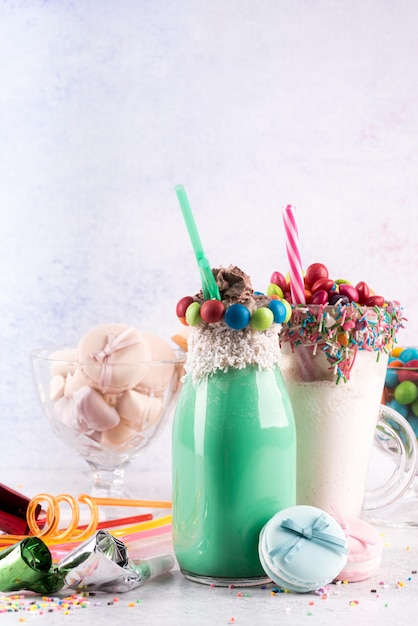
left=175, top=184, right=221, bottom=301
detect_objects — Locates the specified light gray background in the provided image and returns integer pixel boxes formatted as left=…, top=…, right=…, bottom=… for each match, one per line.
left=1, top=0, right=417, bottom=474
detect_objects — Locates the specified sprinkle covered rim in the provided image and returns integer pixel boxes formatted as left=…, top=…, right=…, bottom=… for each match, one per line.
left=279, top=301, right=405, bottom=382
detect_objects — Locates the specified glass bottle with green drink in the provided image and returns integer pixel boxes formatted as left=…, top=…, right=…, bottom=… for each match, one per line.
left=172, top=264, right=296, bottom=586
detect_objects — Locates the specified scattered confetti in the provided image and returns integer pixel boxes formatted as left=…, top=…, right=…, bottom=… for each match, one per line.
left=0, top=594, right=92, bottom=615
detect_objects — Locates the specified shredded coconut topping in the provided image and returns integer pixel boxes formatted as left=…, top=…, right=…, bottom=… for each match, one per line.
left=185, top=324, right=282, bottom=382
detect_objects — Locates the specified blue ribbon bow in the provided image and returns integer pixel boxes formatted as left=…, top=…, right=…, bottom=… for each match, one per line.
left=269, top=514, right=348, bottom=564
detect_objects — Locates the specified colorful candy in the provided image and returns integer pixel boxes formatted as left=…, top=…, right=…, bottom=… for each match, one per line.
left=200, top=299, right=225, bottom=323
left=270, top=261, right=405, bottom=382
left=224, top=303, right=251, bottom=330
left=305, top=262, right=329, bottom=288
left=176, top=264, right=289, bottom=331
left=268, top=299, right=289, bottom=324
left=250, top=307, right=274, bottom=331
left=176, top=261, right=400, bottom=337
left=268, top=261, right=388, bottom=309
left=383, top=347, right=418, bottom=436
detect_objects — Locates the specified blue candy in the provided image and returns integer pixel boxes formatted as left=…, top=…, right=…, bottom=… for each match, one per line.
left=387, top=399, right=409, bottom=418
left=224, top=304, right=251, bottom=330
left=385, top=369, right=399, bottom=389
left=399, top=347, right=418, bottom=363
left=268, top=300, right=287, bottom=324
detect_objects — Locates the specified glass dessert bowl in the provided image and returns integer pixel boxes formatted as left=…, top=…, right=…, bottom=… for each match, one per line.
left=31, top=339, right=185, bottom=498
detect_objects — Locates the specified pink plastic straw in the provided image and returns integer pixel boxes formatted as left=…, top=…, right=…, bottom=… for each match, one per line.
left=282, top=204, right=305, bottom=304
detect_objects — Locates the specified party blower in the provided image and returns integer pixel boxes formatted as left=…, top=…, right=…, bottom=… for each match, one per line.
left=0, top=531, right=174, bottom=594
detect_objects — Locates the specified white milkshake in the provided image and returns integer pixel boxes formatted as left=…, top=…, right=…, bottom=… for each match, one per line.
left=280, top=344, right=387, bottom=517
left=279, top=302, right=409, bottom=519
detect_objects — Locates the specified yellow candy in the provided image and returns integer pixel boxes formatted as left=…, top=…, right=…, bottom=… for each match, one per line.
left=391, top=346, right=404, bottom=357
left=281, top=299, right=292, bottom=323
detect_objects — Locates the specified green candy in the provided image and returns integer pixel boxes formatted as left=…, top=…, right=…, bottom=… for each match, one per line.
left=266, top=283, right=284, bottom=298
left=250, top=307, right=274, bottom=331
left=394, top=380, right=418, bottom=405
left=185, top=301, right=202, bottom=326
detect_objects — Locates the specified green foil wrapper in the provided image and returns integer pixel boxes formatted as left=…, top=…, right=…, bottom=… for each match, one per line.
left=0, top=537, right=63, bottom=593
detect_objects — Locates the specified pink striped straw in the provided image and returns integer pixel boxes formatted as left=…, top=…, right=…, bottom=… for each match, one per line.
left=282, top=204, right=305, bottom=304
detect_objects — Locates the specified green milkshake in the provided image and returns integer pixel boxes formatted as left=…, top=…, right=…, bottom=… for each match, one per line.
left=172, top=266, right=296, bottom=585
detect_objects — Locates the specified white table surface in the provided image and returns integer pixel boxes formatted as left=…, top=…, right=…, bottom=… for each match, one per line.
left=1, top=467, right=418, bottom=626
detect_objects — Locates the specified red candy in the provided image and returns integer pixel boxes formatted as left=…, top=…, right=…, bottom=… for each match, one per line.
left=398, top=359, right=418, bottom=383
left=176, top=296, right=194, bottom=318
left=355, top=281, right=370, bottom=304
left=310, top=289, right=329, bottom=305
left=338, top=284, right=359, bottom=302
left=200, top=300, right=225, bottom=323
left=305, top=263, right=329, bottom=288
left=270, top=262, right=390, bottom=311
left=311, top=277, right=334, bottom=293
left=365, top=295, right=385, bottom=307
left=405, top=360, right=418, bottom=368
left=270, top=271, right=287, bottom=292
left=398, top=369, right=418, bottom=383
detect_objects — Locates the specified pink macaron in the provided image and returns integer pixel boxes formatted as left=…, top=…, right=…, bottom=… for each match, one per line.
left=332, top=511, right=383, bottom=582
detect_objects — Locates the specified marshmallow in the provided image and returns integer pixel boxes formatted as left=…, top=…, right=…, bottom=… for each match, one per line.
left=117, top=389, right=163, bottom=429
left=101, top=418, right=139, bottom=449
left=72, top=386, right=120, bottom=432
left=77, top=324, right=151, bottom=394
left=64, top=367, right=88, bottom=398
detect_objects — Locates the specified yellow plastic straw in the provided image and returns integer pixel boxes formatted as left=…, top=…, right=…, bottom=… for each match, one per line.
left=110, top=514, right=172, bottom=538
left=91, top=496, right=172, bottom=509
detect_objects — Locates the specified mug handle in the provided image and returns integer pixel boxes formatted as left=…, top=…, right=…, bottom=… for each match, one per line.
left=364, top=404, right=417, bottom=512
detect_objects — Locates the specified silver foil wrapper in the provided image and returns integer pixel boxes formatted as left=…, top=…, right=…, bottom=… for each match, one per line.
left=58, top=530, right=174, bottom=593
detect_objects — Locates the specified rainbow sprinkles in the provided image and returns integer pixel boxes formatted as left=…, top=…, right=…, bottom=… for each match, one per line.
left=279, top=300, right=405, bottom=382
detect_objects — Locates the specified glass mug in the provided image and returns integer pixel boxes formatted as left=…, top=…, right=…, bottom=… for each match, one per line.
left=279, top=342, right=417, bottom=519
